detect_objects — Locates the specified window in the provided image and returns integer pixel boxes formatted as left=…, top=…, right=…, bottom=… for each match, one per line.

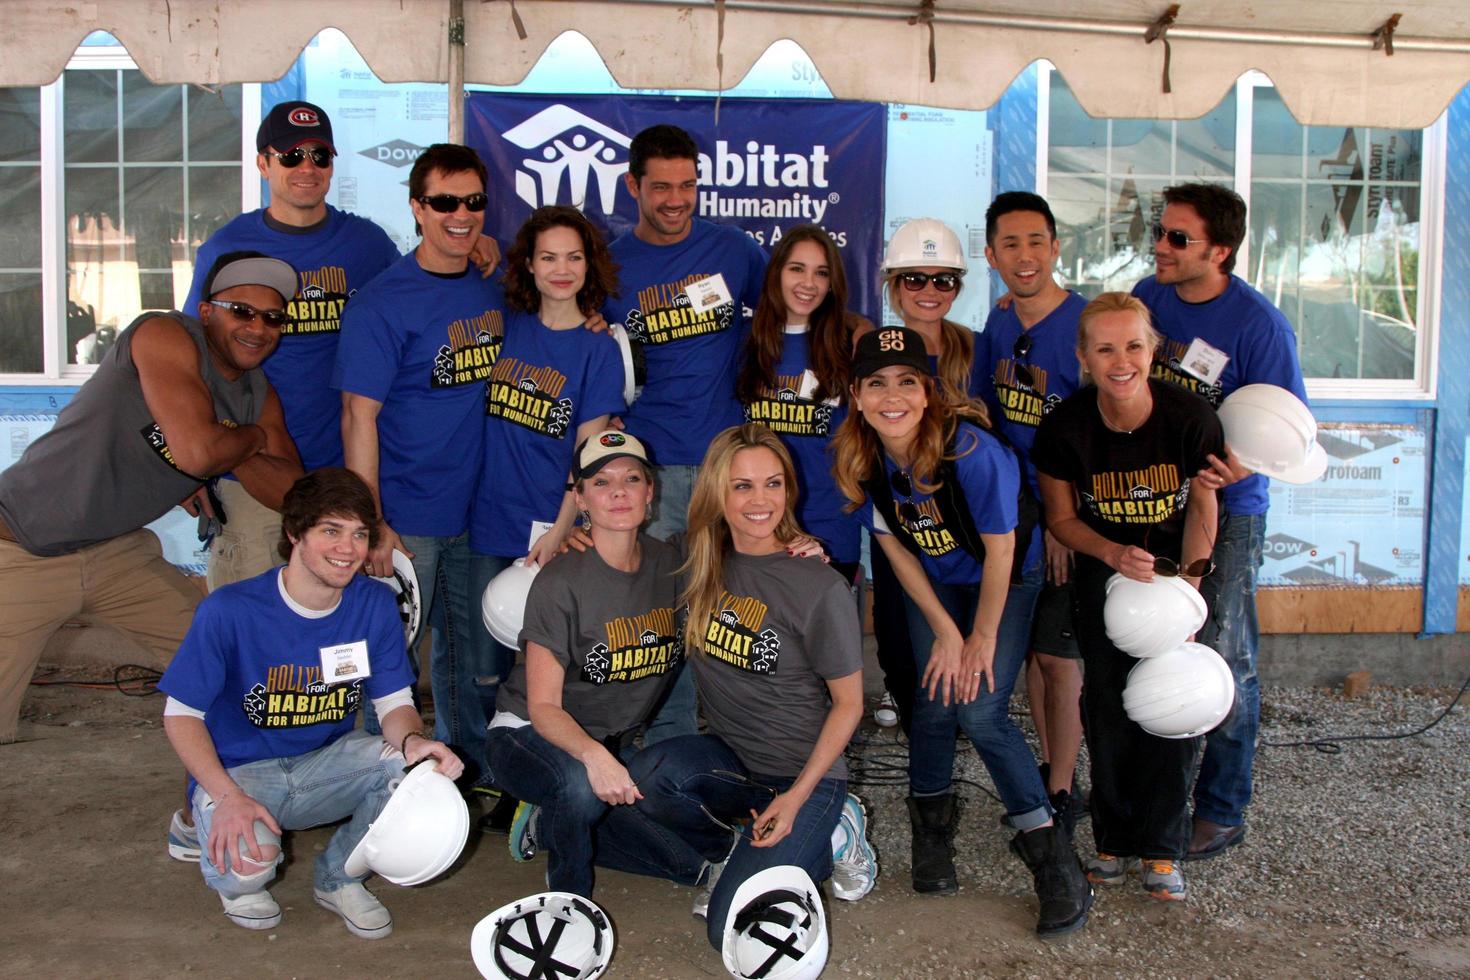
left=1041, top=68, right=1443, bottom=397
left=0, top=87, right=42, bottom=373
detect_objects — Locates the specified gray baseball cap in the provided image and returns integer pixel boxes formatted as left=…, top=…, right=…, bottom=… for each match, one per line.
left=203, top=252, right=299, bottom=305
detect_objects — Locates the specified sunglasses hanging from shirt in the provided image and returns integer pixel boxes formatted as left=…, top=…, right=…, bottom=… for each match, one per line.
left=1011, top=333, right=1036, bottom=389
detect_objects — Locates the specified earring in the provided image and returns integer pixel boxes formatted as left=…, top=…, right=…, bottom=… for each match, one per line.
left=580, top=510, right=591, bottom=527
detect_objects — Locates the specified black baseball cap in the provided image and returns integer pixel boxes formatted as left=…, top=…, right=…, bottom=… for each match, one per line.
left=256, top=101, right=336, bottom=154
left=852, top=326, right=931, bottom=379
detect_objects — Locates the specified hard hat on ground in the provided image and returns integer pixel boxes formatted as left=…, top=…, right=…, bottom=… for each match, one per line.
left=1123, top=641, right=1236, bottom=738
left=481, top=559, right=541, bottom=649
left=1217, top=383, right=1328, bottom=485
left=721, top=865, right=829, bottom=980
left=371, top=549, right=423, bottom=650
left=471, top=891, right=615, bottom=980
left=1103, top=573, right=1208, bottom=659
left=344, top=761, right=470, bottom=886
left=882, top=217, right=967, bottom=274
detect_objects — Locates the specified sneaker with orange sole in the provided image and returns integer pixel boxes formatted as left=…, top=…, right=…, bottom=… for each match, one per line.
left=1141, top=859, right=1187, bottom=901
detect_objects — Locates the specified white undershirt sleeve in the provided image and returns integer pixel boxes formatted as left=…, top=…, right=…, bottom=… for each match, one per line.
left=163, top=697, right=207, bottom=720
left=371, top=687, right=415, bottom=718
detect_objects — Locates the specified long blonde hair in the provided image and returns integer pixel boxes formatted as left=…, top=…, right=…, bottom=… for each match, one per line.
left=831, top=371, right=989, bottom=508
left=680, top=424, right=806, bottom=655
left=884, top=274, right=977, bottom=409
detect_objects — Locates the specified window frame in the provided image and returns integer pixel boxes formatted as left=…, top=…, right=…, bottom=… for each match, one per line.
left=1037, top=65, right=1446, bottom=402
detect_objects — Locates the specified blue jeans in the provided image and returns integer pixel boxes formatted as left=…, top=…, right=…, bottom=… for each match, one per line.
left=1194, top=512, right=1265, bottom=827
left=400, top=532, right=491, bottom=783
left=485, top=724, right=707, bottom=897
left=467, top=552, right=527, bottom=778
left=630, top=734, right=845, bottom=951
left=643, top=463, right=700, bottom=745
left=191, top=731, right=399, bottom=897
left=902, top=564, right=1050, bottom=830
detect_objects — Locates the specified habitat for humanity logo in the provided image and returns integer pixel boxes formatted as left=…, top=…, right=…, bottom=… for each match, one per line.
left=501, top=105, right=631, bottom=213
left=359, top=139, right=428, bottom=168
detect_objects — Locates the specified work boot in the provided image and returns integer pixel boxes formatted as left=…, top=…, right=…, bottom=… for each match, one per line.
left=1009, top=824, right=1093, bottom=938
left=906, top=794, right=959, bottom=894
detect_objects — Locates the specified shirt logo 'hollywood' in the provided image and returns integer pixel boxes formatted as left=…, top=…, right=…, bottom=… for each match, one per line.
left=703, top=592, right=781, bottom=673
left=485, top=356, right=574, bottom=438
left=281, top=265, right=350, bottom=336
left=898, top=497, right=957, bottom=558
left=993, top=359, right=1059, bottom=427
left=625, top=275, right=733, bottom=345
left=1085, top=463, right=1188, bottom=525
left=432, top=311, right=505, bottom=387
left=580, top=607, right=682, bottom=684
left=745, top=373, right=833, bottom=436
left=242, top=662, right=363, bottom=728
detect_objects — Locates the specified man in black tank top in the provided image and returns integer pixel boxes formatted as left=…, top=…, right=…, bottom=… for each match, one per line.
left=0, top=253, right=303, bottom=748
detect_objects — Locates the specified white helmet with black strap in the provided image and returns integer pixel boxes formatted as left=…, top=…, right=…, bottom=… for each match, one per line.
left=471, top=891, right=615, bottom=980
left=721, top=865, right=829, bottom=980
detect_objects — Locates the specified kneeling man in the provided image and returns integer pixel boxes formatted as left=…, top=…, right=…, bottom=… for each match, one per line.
left=160, top=468, right=462, bottom=938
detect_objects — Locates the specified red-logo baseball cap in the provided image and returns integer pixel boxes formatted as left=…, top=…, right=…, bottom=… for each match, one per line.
left=256, top=100, right=337, bottom=154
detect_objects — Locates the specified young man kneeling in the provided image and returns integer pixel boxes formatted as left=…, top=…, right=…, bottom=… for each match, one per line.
left=160, top=468, right=462, bottom=937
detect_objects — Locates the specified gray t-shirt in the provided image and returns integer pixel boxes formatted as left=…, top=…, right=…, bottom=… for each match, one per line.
left=689, top=551, right=863, bottom=779
left=496, top=534, right=683, bottom=741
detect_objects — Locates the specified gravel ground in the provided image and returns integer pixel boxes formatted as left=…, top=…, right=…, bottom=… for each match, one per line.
left=838, top=682, right=1470, bottom=978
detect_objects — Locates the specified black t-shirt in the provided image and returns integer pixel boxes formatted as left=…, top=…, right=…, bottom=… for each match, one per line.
left=1031, top=379, right=1224, bottom=560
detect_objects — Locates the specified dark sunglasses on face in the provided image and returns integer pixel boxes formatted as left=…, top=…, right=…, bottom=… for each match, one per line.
left=1011, top=332, right=1036, bottom=389
left=265, top=146, right=333, bottom=169
left=897, top=271, right=961, bottom=293
left=209, top=299, right=291, bottom=329
left=890, top=471, right=922, bottom=525
left=416, top=192, right=489, bottom=214
left=1152, top=223, right=1208, bottom=250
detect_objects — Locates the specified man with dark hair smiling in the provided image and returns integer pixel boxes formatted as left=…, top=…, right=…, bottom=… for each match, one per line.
left=160, top=467, right=461, bottom=938
left=1131, top=182, right=1309, bottom=861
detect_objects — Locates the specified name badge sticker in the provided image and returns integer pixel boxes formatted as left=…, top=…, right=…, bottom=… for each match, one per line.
left=320, top=640, right=372, bottom=684
left=1181, top=337, right=1229, bottom=386
left=684, top=273, right=733, bottom=315
left=527, top=520, right=555, bottom=554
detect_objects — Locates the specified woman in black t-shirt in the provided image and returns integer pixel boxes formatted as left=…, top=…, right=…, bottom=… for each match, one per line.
left=1032, top=292, right=1223, bottom=904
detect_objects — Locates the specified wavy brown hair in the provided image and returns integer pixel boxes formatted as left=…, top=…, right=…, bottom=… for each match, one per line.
left=883, top=274, right=976, bottom=409
left=832, top=371, right=989, bottom=508
left=502, top=206, right=619, bottom=317
left=679, top=424, right=806, bottom=654
left=737, top=225, right=857, bottom=406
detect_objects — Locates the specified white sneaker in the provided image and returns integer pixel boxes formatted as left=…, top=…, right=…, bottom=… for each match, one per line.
left=874, top=691, right=899, bottom=728
left=168, top=809, right=201, bottom=863
left=830, top=793, right=878, bottom=901
left=220, top=890, right=282, bottom=930
left=692, top=858, right=726, bottom=920
left=314, top=883, right=393, bottom=939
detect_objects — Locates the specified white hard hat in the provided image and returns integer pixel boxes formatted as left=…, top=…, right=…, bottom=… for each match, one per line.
left=471, top=892, right=614, bottom=980
left=721, top=865, right=829, bottom=980
left=371, top=549, right=423, bottom=650
left=481, top=559, right=541, bottom=649
left=609, top=323, right=641, bottom=405
left=1217, top=383, right=1328, bottom=485
left=1103, top=574, right=1208, bottom=659
left=343, top=761, right=470, bottom=885
left=882, top=217, right=967, bottom=274
left=1123, top=641, right=1236, bottom=739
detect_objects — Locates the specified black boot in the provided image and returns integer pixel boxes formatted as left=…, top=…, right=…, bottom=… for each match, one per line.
left=1010, top=824, right=1093, bottom=938
left=1049, top=787, right=1080, bottom=840
left=907, top=794, right=959, bottom=894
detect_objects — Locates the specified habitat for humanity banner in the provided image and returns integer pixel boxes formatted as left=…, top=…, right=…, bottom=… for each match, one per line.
left=466, top=94, right=886, bottom=319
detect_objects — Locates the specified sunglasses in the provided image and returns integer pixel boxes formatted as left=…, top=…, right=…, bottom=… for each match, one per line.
left=897, top=271, right=961, bottom=293
left=890, top=471, right=922, bottom=525
left=1152, top=223, right=1208, bottom=250
left=416, top=192, right=489, bottom=214
left=265, top=146, right=333, bottom=169
left=1144, top=524, right=1215, bottom=578
left=1011, top=333, right=1036, bottom=389
left=208, top=300, right=291, bottom=329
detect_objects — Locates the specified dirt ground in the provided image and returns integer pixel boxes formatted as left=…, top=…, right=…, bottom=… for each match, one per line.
left=4, top=653, right=1468, bottom=979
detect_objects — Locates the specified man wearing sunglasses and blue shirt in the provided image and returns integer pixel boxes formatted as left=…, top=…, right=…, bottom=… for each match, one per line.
left=186, top=102, right=399, bottom=592
left=0, top=252, right=302, bottom=747
left=1131, top=182, right=1310, bottom=862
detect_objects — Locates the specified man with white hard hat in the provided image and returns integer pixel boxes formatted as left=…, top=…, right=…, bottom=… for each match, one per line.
left=1131, top=182, right=1310, bottom=860
left=0, top=251, right=304, bottom=746
left=160, top=467, right=462, bottom=938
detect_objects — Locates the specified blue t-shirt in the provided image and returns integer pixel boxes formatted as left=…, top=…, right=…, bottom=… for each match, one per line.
left=860, top=422, right=1021, bottom=586
left=607, top=219, right=768, bottom=465
left=470, top=310, right=627, bottom=557
left=332, top=253, right=506, bottom=536
left=159, top=570, right=414, bottom=784
left=740, top=328, right=860, bottom=564
left=1132, top=275, right=1309, bottom=516
left=186, top=207, right=400, bottom=470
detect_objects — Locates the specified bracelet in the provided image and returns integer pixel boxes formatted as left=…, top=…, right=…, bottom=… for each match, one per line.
left=399, top=729, right=428, bottom=756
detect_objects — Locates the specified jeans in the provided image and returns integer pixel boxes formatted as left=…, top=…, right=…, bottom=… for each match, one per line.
left=1074, top=557, right=1199, bottom=859
left=643, top=463, right=700, bottom=745
left=398, top=532, right=491, bottom=783
left=630, top=734, right=845, bottom=950
left=191, top=730, right=399, bottom=897
left=1194, top=512, right=1265, bottom=827
left=485, top=724, right=707, bottom=897
left=467, top=552, right=528, bottom=779
left=901, top=564, right=1050, bottom=829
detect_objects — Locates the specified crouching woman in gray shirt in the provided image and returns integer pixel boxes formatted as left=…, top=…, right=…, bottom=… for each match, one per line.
left=628, top=422, right=865, bottom=951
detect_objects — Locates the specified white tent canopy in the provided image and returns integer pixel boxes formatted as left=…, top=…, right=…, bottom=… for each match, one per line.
left=5, top=1, right=1469, bottom=127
